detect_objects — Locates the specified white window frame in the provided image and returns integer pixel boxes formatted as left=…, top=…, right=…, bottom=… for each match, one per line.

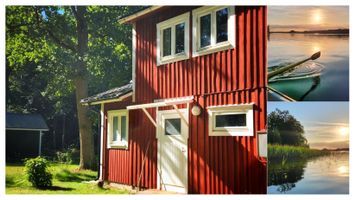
left=192, top=6, right=235, bottom=57
left=207, top=104, right=254, bottom=136
left=156, top=12, right=190, bottom=66
left=107, top=109, right=129, bottom=149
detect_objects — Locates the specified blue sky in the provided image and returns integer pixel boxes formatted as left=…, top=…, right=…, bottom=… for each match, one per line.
left=268, top=102, right=349, bottom=149
left=268, top=6, right=349, bottom=31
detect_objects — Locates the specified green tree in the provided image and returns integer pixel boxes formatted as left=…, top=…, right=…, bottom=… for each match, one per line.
left=268, top=109, right=308, bottom=146
left=6, top=6, right=142, bottom=169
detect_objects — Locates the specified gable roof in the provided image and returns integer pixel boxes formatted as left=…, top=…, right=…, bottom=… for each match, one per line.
left=81, top=81, right=133, bottom=105
left=118, top=6, right=163, bottom=24
left=6, top=113, right=49, bottom=131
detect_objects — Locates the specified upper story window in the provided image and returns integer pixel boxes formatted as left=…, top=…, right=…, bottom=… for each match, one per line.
left=157, top=12, right=190, bottom=66
left=192, top=6, right=235, bottom=57
left=107, top=110, right=128, bottom=149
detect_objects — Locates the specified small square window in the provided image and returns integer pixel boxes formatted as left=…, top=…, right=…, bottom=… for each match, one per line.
left=165, top=118, right=181, bottom=135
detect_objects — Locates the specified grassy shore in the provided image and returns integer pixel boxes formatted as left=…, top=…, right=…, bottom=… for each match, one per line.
left=6, top=163, right=129, bottom=194
left=268, top=144, right=330, bottom=160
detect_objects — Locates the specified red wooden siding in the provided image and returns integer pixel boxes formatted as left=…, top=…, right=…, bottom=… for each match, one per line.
left=103, top=6, right=267, bottom=194
left=103, top=97, right=133, bottom=185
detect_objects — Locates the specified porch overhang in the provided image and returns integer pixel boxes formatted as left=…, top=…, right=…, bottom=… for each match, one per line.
left=127, top=96, right=194, bottom=127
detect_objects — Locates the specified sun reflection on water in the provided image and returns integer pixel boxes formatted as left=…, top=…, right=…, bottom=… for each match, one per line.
left=337, top=165, right=349, bottom=176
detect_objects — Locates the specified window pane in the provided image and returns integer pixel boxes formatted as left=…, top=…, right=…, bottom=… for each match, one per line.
left=175, top=23, right=185, bottom=54
left=121, top=116, right=127, bottom=142
left=163, top=28, right=172, bottom=56
left=200, top=14, right=211, bottom=48
left=216, top=8, right=228, bottom=43
left=165, top=118, right=181, bottom=135
left=215, top=114, right=246, bottom=127
left=112, top=116, right=119, bottom=141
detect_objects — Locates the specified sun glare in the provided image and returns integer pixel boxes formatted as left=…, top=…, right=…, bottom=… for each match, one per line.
left=312, top=9, right=323, bottom=24
left=339, top=127, right=349, bottom=136
left=312, top=45, right=321, bottom=52
left=337, top=166, right=349, bottom=175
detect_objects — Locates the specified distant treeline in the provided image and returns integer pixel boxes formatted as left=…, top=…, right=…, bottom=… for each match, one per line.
left=269, top=28, right=349, bottom=35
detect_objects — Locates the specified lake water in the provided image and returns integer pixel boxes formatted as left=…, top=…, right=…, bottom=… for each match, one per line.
left=268, top=152, right=349, bottom=194
left=268, top=33, right=349, bottom=101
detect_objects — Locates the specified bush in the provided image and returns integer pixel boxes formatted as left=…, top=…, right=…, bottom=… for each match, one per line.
left=56, top=146, right=80, bottom=164
left=56, top=151, right=72, bottom=164
left=24, top=157, right=52, bottom=188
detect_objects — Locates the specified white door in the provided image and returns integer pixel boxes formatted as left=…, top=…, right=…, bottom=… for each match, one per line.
left=157, top=109, right=188, bottom=193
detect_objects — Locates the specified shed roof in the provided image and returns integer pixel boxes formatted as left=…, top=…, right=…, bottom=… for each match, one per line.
left=81, top=81, right=133, bottom=105
left=6, top=113, right=49, bottom=131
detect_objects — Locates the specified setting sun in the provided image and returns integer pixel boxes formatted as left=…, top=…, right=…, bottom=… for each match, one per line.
left=312, top=9, right=323, bottom=24
left=339, top=127, right=349, bottom=136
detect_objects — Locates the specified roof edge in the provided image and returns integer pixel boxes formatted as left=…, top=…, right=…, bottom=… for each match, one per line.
left=119, top=6, right=163, bottom=24
left=82, top=92, right=133, bottom=106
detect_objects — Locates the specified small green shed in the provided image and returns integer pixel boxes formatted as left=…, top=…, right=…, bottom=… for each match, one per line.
left=6, top=113, right=49, bottom=162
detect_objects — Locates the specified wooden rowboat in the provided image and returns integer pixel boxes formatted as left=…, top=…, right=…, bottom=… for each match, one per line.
left=268, top=51, right=322, bottom=102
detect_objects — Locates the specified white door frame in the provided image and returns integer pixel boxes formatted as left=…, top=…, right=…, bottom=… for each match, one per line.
left=156, top=108, right=189, bottom=193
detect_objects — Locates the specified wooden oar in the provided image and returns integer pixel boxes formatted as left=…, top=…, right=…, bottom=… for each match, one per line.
left=268, top=51, right=321, bottom=79
left=268, top=86, right=296, bottom=102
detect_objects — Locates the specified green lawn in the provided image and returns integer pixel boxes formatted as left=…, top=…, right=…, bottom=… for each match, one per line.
left=6, top=163, right=130, bottom=194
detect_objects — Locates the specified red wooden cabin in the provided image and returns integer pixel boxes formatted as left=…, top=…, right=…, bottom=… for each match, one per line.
left=81, top=6, right=267, bottom=194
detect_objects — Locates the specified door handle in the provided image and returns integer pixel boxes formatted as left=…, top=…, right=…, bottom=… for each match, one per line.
left=181, top=147, right=186, bottom=152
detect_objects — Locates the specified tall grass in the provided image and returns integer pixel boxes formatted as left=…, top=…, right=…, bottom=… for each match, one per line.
left=268, top=144, right=329, bottom=161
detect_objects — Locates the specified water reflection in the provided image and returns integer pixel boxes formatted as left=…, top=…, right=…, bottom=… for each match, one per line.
left=268, top=33, right=349, bottom=101
left=268, top=152, right=349, bottom=194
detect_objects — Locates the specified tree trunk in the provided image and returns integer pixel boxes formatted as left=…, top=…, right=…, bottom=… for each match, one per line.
left=74, top=76, right=95, bottom=169
left=73, top=6, right=95, bottom=170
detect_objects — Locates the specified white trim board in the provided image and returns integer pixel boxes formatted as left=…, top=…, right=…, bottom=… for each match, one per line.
left=127, top=96, right=193, bottom=110
left=132, top=23, right=137, bottom=102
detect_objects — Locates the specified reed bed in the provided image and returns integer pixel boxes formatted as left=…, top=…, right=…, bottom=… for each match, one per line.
left=268, top=144, right=330, bottom=160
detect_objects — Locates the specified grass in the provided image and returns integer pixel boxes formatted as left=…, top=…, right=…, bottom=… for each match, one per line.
left=268, top=144, right=330, bottom=161
left=6, top=163, right=130, bottom=194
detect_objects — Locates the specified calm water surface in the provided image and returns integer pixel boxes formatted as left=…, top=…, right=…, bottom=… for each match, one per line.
left=268, top=33, right=349, bottom=101
left=268, top=152, right=349, bottom=194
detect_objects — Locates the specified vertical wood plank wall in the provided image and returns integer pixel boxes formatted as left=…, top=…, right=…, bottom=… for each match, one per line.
left=103, top=6, right=267, bottom=194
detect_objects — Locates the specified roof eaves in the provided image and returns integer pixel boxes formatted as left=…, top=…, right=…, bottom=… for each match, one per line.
left=118, top=6, right=163, bottom=24
left=80, top=82, right=133, bottom=105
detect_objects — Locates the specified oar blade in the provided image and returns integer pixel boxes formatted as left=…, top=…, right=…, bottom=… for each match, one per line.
left=311, top=51, right=321, bottom=60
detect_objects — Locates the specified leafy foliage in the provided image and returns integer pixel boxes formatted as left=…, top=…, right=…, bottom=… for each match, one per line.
left=24, top=157, right=53, bottom=188
left=268, top=109, right=308, bottom=146
left=6, top=6, right=142, bottom=156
